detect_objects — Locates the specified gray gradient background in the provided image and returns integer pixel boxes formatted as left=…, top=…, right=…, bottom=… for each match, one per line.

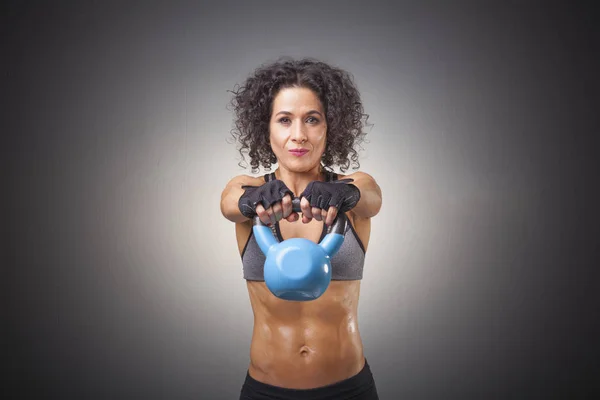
left=5, top=1, right=597, bottom=399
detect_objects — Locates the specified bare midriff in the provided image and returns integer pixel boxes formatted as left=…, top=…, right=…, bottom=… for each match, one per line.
left=246, top=279, right=365, bottom=389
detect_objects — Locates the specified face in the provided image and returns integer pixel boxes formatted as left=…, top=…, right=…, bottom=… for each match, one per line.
left=269, top=86, right=327, bottom=173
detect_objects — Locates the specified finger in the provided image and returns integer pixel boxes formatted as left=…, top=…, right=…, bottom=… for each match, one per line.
left=285, top=211, right=299, bottom=223
left=256, top=205, right=271, bottom=225
left=265, top=205, right=277, bottom=225
left=271, top=202, right=283, bottom=223
left=325, top=206, right=338, bottom=226
left=281, top=194, right=293, bottom=218
left=301, top=197, right=313, bottom=220
left=312, top=207, right=323, bottom=221
left=321, top=208, right=328, bottom=224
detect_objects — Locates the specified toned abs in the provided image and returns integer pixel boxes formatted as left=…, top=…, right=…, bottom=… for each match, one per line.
left=246, top=280, right=364, bottom=389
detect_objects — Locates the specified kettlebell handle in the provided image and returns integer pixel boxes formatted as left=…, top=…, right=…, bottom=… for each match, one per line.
left=291, top=197, right=302, bottom=213
left=253, top=197, right=347, bottom=236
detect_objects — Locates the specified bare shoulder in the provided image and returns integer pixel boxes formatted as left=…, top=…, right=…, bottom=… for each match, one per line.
left=337, top=170, right=377, bottom=183
left=225, top=173, right=264, bottom=188
left=221, top=173, right=265, bottom=196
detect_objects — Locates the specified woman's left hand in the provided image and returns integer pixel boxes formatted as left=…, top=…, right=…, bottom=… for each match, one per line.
left=299, top=179, right=361, bottom=226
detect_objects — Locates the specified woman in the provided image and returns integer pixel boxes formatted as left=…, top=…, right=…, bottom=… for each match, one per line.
left=220, top=58, right=383, bottom=400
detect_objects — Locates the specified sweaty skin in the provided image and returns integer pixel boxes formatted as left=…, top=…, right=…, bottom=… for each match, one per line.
left=233, top=174, right=372, bottom=389
left=222, top=86, right=381, bottom=389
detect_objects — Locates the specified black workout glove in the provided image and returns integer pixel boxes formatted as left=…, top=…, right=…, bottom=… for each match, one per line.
left=238, top=179, right=294, bottom=219
left=300, top=179, right=361, bottom=213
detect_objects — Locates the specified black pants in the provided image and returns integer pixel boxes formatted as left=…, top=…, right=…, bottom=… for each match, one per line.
left=239, top=359, right=379, bottom=400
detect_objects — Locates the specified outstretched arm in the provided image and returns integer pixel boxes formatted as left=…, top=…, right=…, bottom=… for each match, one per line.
left=220, top=174, right=261, bottom=223
left=341, top=171, right=382, bottom=219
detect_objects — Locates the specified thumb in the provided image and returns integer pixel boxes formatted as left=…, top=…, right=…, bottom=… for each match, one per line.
left=285, top=212, right=299, bottom=222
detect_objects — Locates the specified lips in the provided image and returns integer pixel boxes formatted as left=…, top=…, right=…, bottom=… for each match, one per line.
left=289, top=149, right=308, bottom=155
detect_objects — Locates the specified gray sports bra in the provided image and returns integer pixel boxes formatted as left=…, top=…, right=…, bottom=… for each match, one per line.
left=241, top=170, right=366, bottom=281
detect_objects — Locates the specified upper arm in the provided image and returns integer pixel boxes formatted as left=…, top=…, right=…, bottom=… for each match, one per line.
left=221, top=174, right=253, bottom=195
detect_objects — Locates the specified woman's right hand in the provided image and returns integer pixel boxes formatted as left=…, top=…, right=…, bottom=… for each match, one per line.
left=238, top=180, right=299, bottom=226
left=255, top=193, right=299, bottom=226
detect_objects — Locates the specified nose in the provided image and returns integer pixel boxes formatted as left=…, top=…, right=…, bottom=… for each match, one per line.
left=291, top=120, right=307, bottom=143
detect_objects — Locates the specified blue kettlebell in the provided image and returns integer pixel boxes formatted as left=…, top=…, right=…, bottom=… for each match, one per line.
left=252, top=198, right=347, bottom=301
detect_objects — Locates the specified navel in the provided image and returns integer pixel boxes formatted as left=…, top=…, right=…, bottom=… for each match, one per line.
left=299, top=345, right=312, bottom=357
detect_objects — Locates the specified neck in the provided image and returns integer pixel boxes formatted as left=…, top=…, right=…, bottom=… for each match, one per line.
left=274, top=164, right=325, bottom=197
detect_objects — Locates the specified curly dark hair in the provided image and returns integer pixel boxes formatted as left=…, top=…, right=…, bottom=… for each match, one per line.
left=228, top=57, right=371, bottom=174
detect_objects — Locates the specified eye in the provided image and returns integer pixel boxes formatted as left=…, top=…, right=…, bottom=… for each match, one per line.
left=306, top=116, right=319, bottom=124
left=278, top=117, right=291, bottom=124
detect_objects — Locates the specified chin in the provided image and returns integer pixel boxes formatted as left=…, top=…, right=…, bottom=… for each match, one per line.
left=282, top=160, right=320, bottom=173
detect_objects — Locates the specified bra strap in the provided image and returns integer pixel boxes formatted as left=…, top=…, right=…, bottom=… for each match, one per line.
left=264, top=172, right=276, bottom=182
left=326, top=169, right=338, bottom=182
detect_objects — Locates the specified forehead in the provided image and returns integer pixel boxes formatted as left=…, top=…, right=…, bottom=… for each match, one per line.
left=272, top=87, right=323, bottom=112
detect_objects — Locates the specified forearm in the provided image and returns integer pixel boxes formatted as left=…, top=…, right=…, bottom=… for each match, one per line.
left=344, top=172, right=382, bottom=219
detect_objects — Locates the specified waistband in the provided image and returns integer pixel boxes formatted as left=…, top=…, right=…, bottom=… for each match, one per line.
left=240, top=359, right=376, bottom=400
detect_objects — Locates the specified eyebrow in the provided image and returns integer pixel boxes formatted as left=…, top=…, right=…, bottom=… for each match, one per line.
left=275, top=110, right=323, bottom=117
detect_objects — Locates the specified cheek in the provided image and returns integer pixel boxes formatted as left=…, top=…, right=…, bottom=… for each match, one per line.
left=268, top=124, right=281, bottom=145
left=313, top=130, right=325, bottom=141
left=270, top=131, right=285, bottom=147
left=313, top=129, right=327, bottom=147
